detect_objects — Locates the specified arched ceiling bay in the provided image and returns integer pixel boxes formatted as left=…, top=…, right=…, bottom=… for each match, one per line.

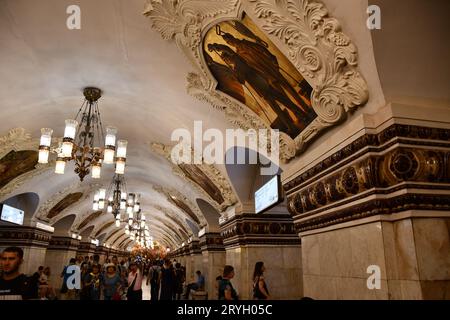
left=0, top=0, right=414, bottom=248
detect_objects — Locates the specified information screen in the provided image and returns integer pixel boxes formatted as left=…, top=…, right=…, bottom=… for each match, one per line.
left=255, top=175, right=280, bottom=213
left=1, top=204, right=24, bottom=225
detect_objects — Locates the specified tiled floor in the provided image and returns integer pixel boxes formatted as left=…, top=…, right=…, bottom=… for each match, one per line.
left=142, top=277, right=151, bottom=300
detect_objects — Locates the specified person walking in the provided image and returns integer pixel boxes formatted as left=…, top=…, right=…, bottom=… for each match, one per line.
left=159, top=259, right=175, bottom=300
left=218, top=265, right=238, bottom=300
left=103, top=264, right=122, bottom=300
left=126, top=262, right=143, bottom=300
left=252, top=261, right=270, bottom=300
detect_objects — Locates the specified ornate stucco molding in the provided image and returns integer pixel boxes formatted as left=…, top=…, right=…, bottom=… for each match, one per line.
left=150, top=142, right=238, bottom=211
left=34, top=182, right=100, bottom=227
left=33, top=181, right=82, bottom=223
left=144, top=0, right=368, bottom=161
left=0, top=128, right=61, bottom=200
left=152, top=184, right=208, bottom=227
left=0, top=128, right=34, bottom=158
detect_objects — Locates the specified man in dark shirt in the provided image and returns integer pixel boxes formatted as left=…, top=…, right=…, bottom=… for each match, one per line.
left=0, top=247, right=33, bottom=300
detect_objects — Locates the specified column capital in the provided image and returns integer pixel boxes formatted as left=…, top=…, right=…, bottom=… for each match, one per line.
left=285, top=123, right=450, bottom=233
left=48, top=236, right=80, bottom=251
left=0, top=225, right=52, bottom=248
left=220, top=213, right=300, bottom=247
left=199, top=232, right=224, bottom=252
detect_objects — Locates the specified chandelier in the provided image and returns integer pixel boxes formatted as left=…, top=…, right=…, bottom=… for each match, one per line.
left=38, top=87, right=128, bottom=181
left=93, top=179, right=141, bottom=228
left=125, top=209, right=152, bottom=248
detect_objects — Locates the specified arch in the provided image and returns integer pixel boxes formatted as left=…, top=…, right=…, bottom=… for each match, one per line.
left=80, top=225, right=94, bottom=238
left=225, top=146, right=281, bottom=209
left=0, top=150, right=38, bottom=190
left=47, top=192, right=83, bottom=219
left=51, top=214, right=76, bottom=237
left=0, top=192, right=39, bottom=225
left=97, top=233, right=107, bottom=244
left=185, top=218, right=199, bottom=236
left=196, top=198, right=221, bottom=232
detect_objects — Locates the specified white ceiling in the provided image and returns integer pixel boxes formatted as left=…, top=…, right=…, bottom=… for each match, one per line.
left=1, top=0, right=448, bottom=249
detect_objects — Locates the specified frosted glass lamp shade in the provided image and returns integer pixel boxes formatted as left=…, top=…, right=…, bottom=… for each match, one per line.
left=38, top=149, right=49, bottom=164
left=55, top=159, right=66, bottom=174
left=40, top=128, right=53, bottom=146
left=64, top=119, right=78, bottom=139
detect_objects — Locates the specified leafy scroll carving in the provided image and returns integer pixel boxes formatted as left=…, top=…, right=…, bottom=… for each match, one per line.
left=144, top=0, right=368, bottom=160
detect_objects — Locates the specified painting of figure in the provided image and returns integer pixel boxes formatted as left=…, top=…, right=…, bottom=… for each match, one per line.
left=47, top=192, right=83, bottom=219
left=0, top=150, right=38, bottom=189
left=203, top=13, right=316, bottom=139
left=178, top=163, right=224, bottom=204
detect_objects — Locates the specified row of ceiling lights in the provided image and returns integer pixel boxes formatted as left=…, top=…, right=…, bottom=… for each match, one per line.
left=37, top=87, right=152, bottom=248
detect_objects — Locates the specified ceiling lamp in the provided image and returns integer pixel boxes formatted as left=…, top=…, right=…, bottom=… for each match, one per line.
left=93, top=175, right=139, bottom=227
left=126, top=208, right=151, bottom=248
left=38, top=87, right=128, bottom=181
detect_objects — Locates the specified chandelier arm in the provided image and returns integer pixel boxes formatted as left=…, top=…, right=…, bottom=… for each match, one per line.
left=94, top=101, right=105, bottom=148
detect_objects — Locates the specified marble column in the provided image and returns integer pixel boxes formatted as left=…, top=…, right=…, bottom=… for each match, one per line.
left=185, top=240, right=202, bottom=284
left=220, top=213, right=303, bottom=300
left=285, top=103, right=450, bottom=300
left=44, top=236, right=80, bottom=290
left=200, top=233, right=226, bottom=299
left=0, top=226, right=52, bottom=275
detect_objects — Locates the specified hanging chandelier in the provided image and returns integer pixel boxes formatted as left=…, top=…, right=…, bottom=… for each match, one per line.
left=38, top=87, right=128, bottom=181
left=93, top=179, right=141, bottom=228
left=125, top=208, right=152, bottom=248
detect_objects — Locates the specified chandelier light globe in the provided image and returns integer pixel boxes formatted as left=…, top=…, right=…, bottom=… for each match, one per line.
left=91, top=163, right=101, bottom=179
left=38, top=149, right=49, bottom=164
left=116, top=140, right=128, bottom=158
left=63, top=119, right=78, bottom=140
left=38, top=128, right=53, bottom=164
left=115, top=218, right=120, bottom=228
left=55, top=157, right=66, bottom=174
left=103, top=149, right=115, bottom=164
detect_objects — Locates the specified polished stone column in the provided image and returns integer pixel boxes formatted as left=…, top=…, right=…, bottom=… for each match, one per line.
left=0, top=225, right=52, bottom=275
left=285, top=104, right=450, bottom=299
left=200, top=232, right=225, bottom=299
left=185, top=240, right=202, bottom=284
left=44, top=236, right=80, bottom=290
left=220, top=213, right=303, bottom=300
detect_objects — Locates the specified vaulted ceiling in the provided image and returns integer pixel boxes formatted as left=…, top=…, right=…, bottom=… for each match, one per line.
left=0, top=0, right=448, bottom=250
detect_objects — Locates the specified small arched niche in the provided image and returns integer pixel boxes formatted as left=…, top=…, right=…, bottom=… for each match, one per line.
left=0, top=192, right=39, bottom=226
left=225, top=146, right=281, bottom=212
left=196, top=199, right=221, bottom=233
left=51, top=214, right=76, bottom=237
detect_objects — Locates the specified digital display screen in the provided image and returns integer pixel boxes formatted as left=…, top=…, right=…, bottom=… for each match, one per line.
left=1, top=204, right=24, bottom=225
left=255, top=175, right=280, bottom=213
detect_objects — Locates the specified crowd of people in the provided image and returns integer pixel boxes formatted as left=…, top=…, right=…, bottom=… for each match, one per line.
left=0, top=246, right=271, bottom=300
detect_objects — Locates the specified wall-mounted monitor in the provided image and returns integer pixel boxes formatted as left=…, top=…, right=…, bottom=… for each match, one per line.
left=255, top=175, right=282, bottom=213
left=0, top=204, right=25, bottom=225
